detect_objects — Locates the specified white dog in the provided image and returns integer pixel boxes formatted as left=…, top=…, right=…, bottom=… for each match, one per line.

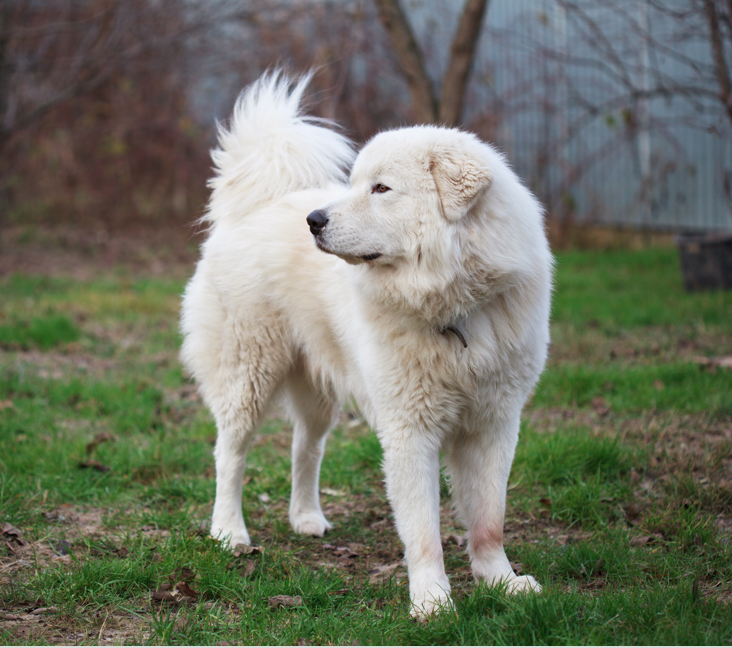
left=180, top=72, right=552, bottom=619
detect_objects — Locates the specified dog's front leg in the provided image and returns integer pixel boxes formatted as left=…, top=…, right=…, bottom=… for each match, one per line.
left=447, top=415, right=541, bottom=594
left=381, top=433, right=451, bottom=620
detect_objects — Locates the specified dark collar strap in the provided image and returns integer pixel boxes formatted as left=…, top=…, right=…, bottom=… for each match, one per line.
left=441, top=324, right=468, bottom=349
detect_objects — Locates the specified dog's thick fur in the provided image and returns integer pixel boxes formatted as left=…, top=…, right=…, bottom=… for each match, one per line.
left=181, top=72, right=553, bottom=619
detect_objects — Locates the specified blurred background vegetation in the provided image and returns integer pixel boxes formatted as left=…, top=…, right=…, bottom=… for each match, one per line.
left=3, top=0, right=732, bottom=243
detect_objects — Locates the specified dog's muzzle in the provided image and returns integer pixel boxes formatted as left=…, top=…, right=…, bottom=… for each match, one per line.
left=307, top=210, right=328, bottom=236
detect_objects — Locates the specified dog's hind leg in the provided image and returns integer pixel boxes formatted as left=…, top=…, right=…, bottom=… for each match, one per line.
left=206, top=322, right=291, bottom=549
left=283, top=365, right=340, bottom=537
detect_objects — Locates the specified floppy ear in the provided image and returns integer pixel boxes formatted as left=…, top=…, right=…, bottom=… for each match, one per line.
left=430, top=153, right=492, bottom=221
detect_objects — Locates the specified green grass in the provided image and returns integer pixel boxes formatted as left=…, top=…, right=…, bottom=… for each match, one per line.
left=1, top=247, right=731, bottom=645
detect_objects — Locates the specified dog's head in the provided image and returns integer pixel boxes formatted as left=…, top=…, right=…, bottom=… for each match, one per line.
left=307, top=126, right=546, bottom=323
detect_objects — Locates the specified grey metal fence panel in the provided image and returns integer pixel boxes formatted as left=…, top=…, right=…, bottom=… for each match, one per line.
left=447, top=0, right=732, bottom=232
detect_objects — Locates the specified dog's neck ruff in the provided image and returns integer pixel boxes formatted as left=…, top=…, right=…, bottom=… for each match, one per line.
left=440, top=324, right=468, bottom=349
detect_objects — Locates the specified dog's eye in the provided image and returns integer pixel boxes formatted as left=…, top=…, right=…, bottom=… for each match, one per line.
left=371, top=183, right=391, bottom=194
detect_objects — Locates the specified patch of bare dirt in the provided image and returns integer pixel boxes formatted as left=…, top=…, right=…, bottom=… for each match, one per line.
left=0, top=348, right=121, bottom=381
left=0, top=224, right=200, bottom=280
left=550, top=324, right=732, bottom=367
left=0, top=605, right=152, bottom=646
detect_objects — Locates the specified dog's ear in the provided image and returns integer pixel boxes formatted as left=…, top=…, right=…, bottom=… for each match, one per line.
left=430, top=152, right=492, bottom=221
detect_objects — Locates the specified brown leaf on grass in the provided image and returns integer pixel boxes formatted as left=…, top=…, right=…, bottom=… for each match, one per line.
left=232, top=544, right=263, bottom=557
left=85, top=432, right=115, bottom=456
left=268, top=594, right=303, bottom=608
left=114, top=546, right=130, bottom=558
left=1, top=522, right=28, bottom=546
left=630, top=533, right=664, bottom=547
left=151, top=581, right=198, bottom=604
left=176, top=581, right=199, bottom=599
left=151, top=583, right=180, bottom=603
left=623, top=503, right=643, bottom=522
left=78, top=460, right=110, bottom=472
left=591, top=396, right=610, bottom=417
left=55, top=540, right=72, bottom=556
left=174, top=567, right=196, bottom=582
left=0, top=399, right=13, bottom=411
left=240, top=561, right=257, bottom=578
left=367, top=562, right=402, bottom=583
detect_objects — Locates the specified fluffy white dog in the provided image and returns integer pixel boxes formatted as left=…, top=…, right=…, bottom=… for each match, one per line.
left=181, top=72, right=552, bottom=619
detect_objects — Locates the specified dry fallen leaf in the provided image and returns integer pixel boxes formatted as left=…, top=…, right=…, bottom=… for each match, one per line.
left=591, top=396, right=610, bottom=417
left=367, top=562, right=402, bottom=583
left=232, top=544, right=263, bottom=557
left=55, top=539, right=72, bottom=556
left=151, top=583, right=178, bottom=602
left=630, top=533, right=663, bottom=547
left=174, top=567, right=196, bottom=582
left=85, top=432, right=115, bottom=456
left=78, top=460, right=110, bottom=473
left=1, top=522, right=27, bottom=546
left=176, top=581, right=199, bottom=599
left=268, top=594, right=303, bottom=608
left=240, top=561, right=256, bottom=577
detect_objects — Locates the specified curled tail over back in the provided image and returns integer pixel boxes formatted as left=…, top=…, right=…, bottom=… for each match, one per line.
left=204, top=71, right=355, bottom=225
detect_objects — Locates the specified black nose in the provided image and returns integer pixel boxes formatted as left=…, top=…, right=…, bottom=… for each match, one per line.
left=306, top=210, right=329, bottom=236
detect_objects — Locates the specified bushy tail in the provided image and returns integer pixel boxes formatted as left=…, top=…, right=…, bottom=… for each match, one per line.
left=203, top=70, right=355, bottom=225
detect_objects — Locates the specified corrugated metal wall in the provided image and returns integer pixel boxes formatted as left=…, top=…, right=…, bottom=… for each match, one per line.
left=409, top=0, right=732, bottom=232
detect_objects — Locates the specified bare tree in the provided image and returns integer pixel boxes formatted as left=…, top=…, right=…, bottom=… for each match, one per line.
left=478, top=0, right=732, bottom=224
left=0, top=0, right=265, bottom=152
left=374, top=0, right=490, bottom=126
left=702, top=0, right=732, bottom=125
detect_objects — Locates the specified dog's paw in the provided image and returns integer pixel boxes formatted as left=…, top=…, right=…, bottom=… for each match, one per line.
left=409, top=591, right=454, bottom=622
left=211, top=526, right=251, bottom=550
left=290, top=511, right=332, bottom=537
left=494, top=574, right=542, bottom=594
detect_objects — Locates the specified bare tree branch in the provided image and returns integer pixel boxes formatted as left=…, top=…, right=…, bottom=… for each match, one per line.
left=373, top=0, right=437, bottom=123
left=703, top=0, right=732, bottom=122
left=374, top=0, right=491, bottom=125
left=439, top=0, right=490, bottom=126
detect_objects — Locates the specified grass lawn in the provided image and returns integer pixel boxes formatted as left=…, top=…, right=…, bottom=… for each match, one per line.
left=1, top=240, right=731, bottom=645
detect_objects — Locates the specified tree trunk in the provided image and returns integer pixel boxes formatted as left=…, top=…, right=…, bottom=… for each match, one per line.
left=703, top=0, right=732, bottom=125
left=374, top=0, right=437, bottom=124
left=439, top=0, right=490, bottom=126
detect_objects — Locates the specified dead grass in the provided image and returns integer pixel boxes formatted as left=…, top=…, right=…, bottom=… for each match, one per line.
left=0, top=225, right=201, bottom=281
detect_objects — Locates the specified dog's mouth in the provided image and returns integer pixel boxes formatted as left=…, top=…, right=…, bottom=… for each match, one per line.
left=315, top=239, right=383, bottom=264
left=360, top=253, right=382, bottom=262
